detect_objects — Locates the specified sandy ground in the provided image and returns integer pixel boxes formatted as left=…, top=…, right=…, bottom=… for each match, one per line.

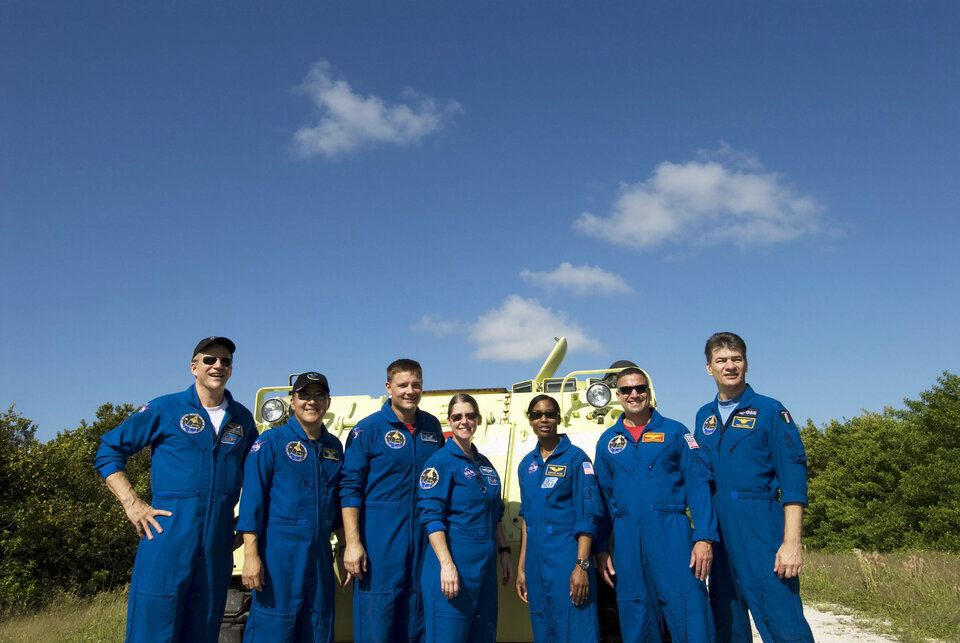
left=750, top=604, right=898, bottom=642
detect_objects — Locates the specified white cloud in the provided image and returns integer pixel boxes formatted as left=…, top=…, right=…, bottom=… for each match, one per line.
left=520, top=262, right=632, bottom=295
left=574, top=145, right=827, bottom=250
left=293, top=60, right=461, bottom=158
left=412, top=315, right=462, bottom=337
left=468, top=295, right=604, bottom=361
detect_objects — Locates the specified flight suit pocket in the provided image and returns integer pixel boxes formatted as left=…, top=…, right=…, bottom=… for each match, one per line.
left=247, top=604, right=298, bottom=642
left=128, top=590, right=179, bottom=642
left=757, top=577, right=805, bottom=641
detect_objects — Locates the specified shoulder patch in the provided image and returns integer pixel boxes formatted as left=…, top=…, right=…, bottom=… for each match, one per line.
left=780, top=410, right=793, bottom=425
left=419, top=467, right=439, bottom=489
left=608, top=435, right=627, bottom=454
left=641, top=432, right=665, bottom=443
left=322, top=447, right=340, bottom=461
left=384, top=429, right=406, bottom=449
left=249, top=439, right=264, bottom=453
left=582, top=461, right=595, bottom=475
left=702, top=415, right=718, bottom=435
left=286, top=441, right=307, bottom=462
left=137, top=405, right=150, bottom=413
left=684, top=434, right=700, bottom=450
left=180, top=413, right=205, bottom=435
left=350, top=427, right=363, bottom=439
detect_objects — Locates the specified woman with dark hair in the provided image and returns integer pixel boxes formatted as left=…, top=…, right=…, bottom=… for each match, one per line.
left=515, top=394, right=602, bottom=642
left=417, top=393, right=513, bottom=642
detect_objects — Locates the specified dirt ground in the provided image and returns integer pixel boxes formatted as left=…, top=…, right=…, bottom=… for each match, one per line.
left=750, top=604, right=898, bottom=642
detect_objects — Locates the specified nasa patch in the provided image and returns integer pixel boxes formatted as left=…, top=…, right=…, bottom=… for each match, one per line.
left=702, top=415, right=718, bottom=436
left=286, top=441, right=307, bottom=462
left=137, top=405, right=150, bottom=413
left=420, top=467, right=439, bottom=490
left=249, top=439, right=264, bottom=453
left=527, top=461, right=540, bottom=474
left=608, top=435, right=627, bottom=454
left=642, top=432, right=665, bottom=443
left=180, top=414, right=205, bottom=435
left=731, top=416, right=756, bottom=430
left=384, top=430, right=406, bottom=449
left=322, top=447, right=340, bottom=461
left=545, top=464, right=567, bottom=478
left=541, top=477, right=559, bottom=489
left=350, top=427, right=363, bottom=439
left=463, top=466, right=476, bottom=480
left=736, top=408, right=758, bottom=417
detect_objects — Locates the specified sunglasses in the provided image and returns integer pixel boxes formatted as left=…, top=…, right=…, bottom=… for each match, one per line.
left=200, top=356, right=232, bottom=367
left=618, top=384, right=649, bottom=396
left=528, top=410, right=560, bottom=421
left=296, top=391, right=328, bottom=401
left=449, top=412, right=479, bottom=422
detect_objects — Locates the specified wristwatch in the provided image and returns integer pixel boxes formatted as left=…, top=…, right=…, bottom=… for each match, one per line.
left=576, top=558, right=590, bottom=570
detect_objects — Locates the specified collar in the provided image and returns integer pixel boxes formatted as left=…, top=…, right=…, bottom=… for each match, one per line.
left=380, top=399, right=420, bottom=430
left=533, top=433, right=571, bottom=462
left=286, top=416, right=328, bottom=443
left=444, top=436, right=479, bottom=462
left=712, top=384, right=756, bottom=412
left=612, top=409, right=664, bottom=441
left=186, top=384, right=235, bottom=410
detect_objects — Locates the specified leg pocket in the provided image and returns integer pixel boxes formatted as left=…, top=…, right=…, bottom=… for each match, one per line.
left=245, top=604, right=297, bottom=643
left=127, top=590, right=180, bottom=643
left=354, top=590, right=396, bottom=642
left=756, top=577, right=809, bottom=642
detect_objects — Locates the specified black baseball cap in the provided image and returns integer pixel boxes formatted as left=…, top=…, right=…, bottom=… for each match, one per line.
left=292, top=372, right=330, bottom=395
left=193, top=336, right=236, bottom=356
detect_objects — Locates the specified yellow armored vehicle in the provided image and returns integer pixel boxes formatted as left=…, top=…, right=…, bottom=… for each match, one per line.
left=220, top=337, right=632, bottom=642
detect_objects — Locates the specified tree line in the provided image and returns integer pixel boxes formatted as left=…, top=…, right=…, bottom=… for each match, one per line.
left=1, top=373, right=958, bottom=613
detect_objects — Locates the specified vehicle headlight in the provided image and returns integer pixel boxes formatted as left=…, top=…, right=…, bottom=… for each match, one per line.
left=261, top=398, right=287, bottom=423
left=585, top=382, right=612, bottom=408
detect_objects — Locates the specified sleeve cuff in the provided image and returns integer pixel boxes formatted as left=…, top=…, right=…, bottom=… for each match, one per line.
left=426, top=520, right=446, bottom=535
left=96, top=463, right=125, bottom=481
left=692, top=527, right=719, bottom=542
left=781, top=493, right=807, bottom=506
left=340, top=496, right=362, bottom=509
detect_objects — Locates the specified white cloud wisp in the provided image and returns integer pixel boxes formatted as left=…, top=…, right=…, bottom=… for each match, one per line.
left=575, top=146, right=826, bottom=250
left=293, top=60, right=461, bottom=158
left=468, top=295, right=604, bottom=361
left=412, top=315, right=462, bottom=338
left=520, top=262, right=632, bottom=295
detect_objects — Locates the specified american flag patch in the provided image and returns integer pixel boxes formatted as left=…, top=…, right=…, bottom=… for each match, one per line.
left=582, top=461, right=595, bottom=475
left=683, top=434, right=700, bottom=450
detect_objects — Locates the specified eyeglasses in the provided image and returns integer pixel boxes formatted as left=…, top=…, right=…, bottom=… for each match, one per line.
left=528, top=410, right=560, bottom=421
left=449, top=412, right=479, bottom=422
left=618, top=384, right=648, bottom=396
left=200, top=356, right=232, bottom=367
left=296, top=392, right=328, bottom=401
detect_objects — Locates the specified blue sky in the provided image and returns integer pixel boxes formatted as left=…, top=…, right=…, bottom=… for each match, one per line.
left=3, top=2, right=958, bottom=442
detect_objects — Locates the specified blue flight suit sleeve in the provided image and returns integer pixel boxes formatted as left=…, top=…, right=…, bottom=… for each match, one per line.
left=678, top=432, right=719, bottom=542
left=340, top=424, right=370, bottom=510
left=94, top=405, right=163, bottom=479
left=592, top=436, right=615, bottom=553
left=770, top=404, right=808, bottom=505
left=237, top=435, right=272, bottom=534
left=572, top=455, right=602, bottom=539
left=418, top=457, right=454, bottom=536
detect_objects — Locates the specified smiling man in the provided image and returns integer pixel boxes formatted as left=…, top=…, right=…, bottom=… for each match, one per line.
left=593, top=366, right=718, bottom=642
left=340, top=358, right=445, bottom=642
left=95, top=336, right=258, bottom=642
left=238, top=371, right=344, bottom=642
left=694, top=332, right=813, bottom=643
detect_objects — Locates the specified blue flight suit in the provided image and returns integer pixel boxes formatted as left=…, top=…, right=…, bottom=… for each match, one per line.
left=417, top=439, right=504, bottom=643
left=340, top=401, right=445, bottom=643
left=594, top=410, right=718, bottom=643
left=517, top=434, right=602, bottom=643
left=95, top=385, right=257, bottom=643
left=695, top=385, right=813, bottom=643
left=237, top=417, right=344, bottom=643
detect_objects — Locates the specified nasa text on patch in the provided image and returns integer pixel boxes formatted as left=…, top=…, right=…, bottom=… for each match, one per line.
left=735, top=408, right=758, bottom=417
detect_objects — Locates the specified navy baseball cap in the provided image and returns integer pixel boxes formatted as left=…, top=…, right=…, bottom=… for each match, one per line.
left=292, top=372, right=330, bottom=395
left=193, top=336, right=236, bottom=356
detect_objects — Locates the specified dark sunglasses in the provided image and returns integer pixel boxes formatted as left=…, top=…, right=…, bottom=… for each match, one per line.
left=618, top=384, right=648, bottom=396
left=528, top=410, right=560, bottom=421
left=296, top=391, right=328, bottom=401
left=200, top=355, right=232, bottom=367
left=449, top=412, right=479, bottom=422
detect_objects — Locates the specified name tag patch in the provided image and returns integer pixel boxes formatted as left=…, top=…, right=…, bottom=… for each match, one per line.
left=180, top=413, right=205, bottom=435
left=225, top=423, right=244, bottom=436
left=384, top=430, right=406, bottom=449
left=545, top=464, right=567, bottom=478
left=322, top=447, right=340, bottom=461
left=642, top=432, right=665, bottom=443
left=420, top=432, right=438, bottom=443
left=731, top=416, right=756, bottom=430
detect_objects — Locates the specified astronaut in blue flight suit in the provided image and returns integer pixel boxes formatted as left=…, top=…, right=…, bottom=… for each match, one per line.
left=417, top=393, right=513, bottom=643
left=95, top=336, right=258, bottom=643
left=694, top=332, right=813, bottom=643
left=594, top=367, right=718, bottom=643
left=515, top=394, right=603, bottom=643
left=238, top=371, right=344, bottom=643
left=340, top=358, right=446, bottom=643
